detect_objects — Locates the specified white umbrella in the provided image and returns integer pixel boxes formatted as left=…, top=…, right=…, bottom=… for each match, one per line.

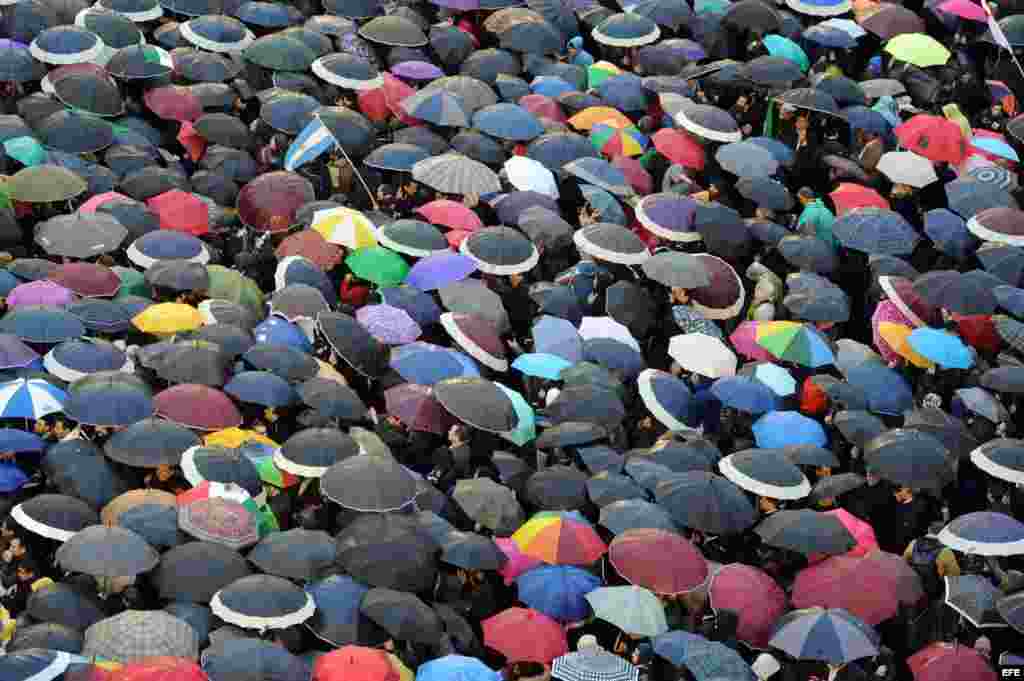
left=876, top=151, right=938, bottom=188
left=504, top=156, right=559, bottom=198
left=668, top=333, right=736, bottom=378
left=579, top=316, right=640, bottom=352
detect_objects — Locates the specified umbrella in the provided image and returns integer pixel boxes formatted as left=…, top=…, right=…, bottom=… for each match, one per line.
left=30, top=26, right=105, bottom=65
left=592, top=12, right=660, bottom=47
left=944, top=575, right=1007, bottom=629
left=0, top=377, right=65, bottom=419
left=551, top=650, right=639, bottom=681
left=895, top=115, right=967, bottom=164
left=360, top=15, right=428, bottom=47
left=461, top=227, right=540, bottom=275
left=475, top=103, right=544, bottom=141
left=434, top=377, right=518, bottom=433
left=512, top=512, right=607, bottom=564
left=635, top=194, right=700, bottom=242
left=585, top=585, right=668, bottom=637
left=719, top=448, right=811, bottom=499
left=360, top=589, right=441, bottom=645
left=514, top=564, right=600, bottom=621
left=104, top=418, right=200, bottom=468
left=312, top=52, right=382, bottom=89
left=151, top=540, right=252, bottom=603
left=390, top=342, right=478, bottom=385
left=708, top=564, right=787, bottom=649
left=574, top=223, right=649, bottom=265
left=211, top=575, right=315, bottom=630
left=908, top=643, right=998, bottom=681
left=608, top=528, right=707, bottom=595
left=885, top=33, right=951, bottom=68
left=154, top=384, right=241, bottom=430
left=275, top=428, right=358, bottom=478
left=947, top=182, right=1018, bottom=220
left=756, top=509, right=856, bottom=554
left=937, top=511, right=1024, bottom=555
left=335, top=513, right=438, bottom=592
left=206, top=639, right=311, bottom=681
left=483, top=608, right=567, bottom=663
left=453, top=477, right=523, bottom=534
left=7, top=165, right=87, bottom=203
left=413, top=153, right=501, bottom=195
left=668, top=333, right=736, bottom=378
left=564, top=158, right=633, bottom=196
left=0, top=649, right=73, bottom=680
left=11, top=493, right=98, bottom=541
left=968, top=207, right=1024, bottom=246
left=769, top=608, right=879, bottom=665
left=317, top=311, right=388, bottom=378
left=83, top=610, right=199, bottom=661
left=238, top=172, right=315, bottom=233
left=55, top=525, right=158, bottom=577
left=402, top=89, right=470, bottom=127
left=321, top=453, right=418, bottom=512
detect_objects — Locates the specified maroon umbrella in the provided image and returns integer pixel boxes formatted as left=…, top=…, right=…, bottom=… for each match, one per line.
left=49, top=263, right=120, bottom=298
left=275, top=230, right=344, bottom=270
left=440, top=312, right=508, bottom=372
left=384, top=383, right=456, bottom=435
left=689, top=254, right=745, bottom=320
left=238, top=171, right=316, bottom=233
left=608, top=528, right=707, bottom=595
left=860, top=5, right=925, bottom=39
left=879, top=275, right=940, bottom=327
left=791, top=550, right=924, bottom=625
left=144, top=85, right=203, bottom=122
left=154, top=384, right=243, bottom=431
left=708, top=563, right=788, bottom=649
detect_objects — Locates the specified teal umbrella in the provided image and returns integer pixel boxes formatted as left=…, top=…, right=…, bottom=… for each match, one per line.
left=4, top=136, right=46, bottom=167
left=496, top=382, right=535, bottom=446
left=763, top=35, right=809, bottom=72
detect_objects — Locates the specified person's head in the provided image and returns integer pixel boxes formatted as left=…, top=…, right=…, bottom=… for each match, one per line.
left=894, top=485, right=914, bottom=503
left=156, top=463, right=175, bottom=482
left=754, top=207, right=775, bottom=221
left=759, top=496, right=779, bottom=513
left=15, top=560, right=36, bottom=583
left=577, top=634, right=600, bottom=651
left=508, top=272, right=524, bottom=288
left=734, top=94, right=749, bottom=111
left=377, top=184, right=395, bottom=201
left=8, top=537, right=23, bottom=557
left=865, top=466, right=880, bottom=486
left=448, top=424, right=469, bottom=445
left=795, top=115, right=810, bottom=134
left=797, top=187, right=816, bottom=206
left=402, top=179, right=418, bottom=195
left=974, top=636, right=992, bottom=659
left=670, top=287, right=689, bottom=304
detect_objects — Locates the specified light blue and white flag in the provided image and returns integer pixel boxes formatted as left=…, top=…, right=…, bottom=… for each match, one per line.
left=284, top=115, right=337, bottom=171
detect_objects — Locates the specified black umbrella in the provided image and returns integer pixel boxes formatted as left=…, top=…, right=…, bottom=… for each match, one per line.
left=321, top=453, right=418, bottom=512
left=441, top=531, right=508, bottom=570
left=606, top=281, right=656, bottom=338
left=120, top=166, right=191, bottom=200
left=174, top=49, right=243, bottom=82
left=193, top=113, right=252, bottom=149
left=654, top=471, right=757, bottom=534
left=782, top=445, right=839, bottom=468
left=335, top=513, right=438, bottom=592
left=722, top=0, right=780, bottom=32
left=248, top=529, right=337, bottom=581
left=525, top=465, right=588, bottom=510
left=317, top=311, right=389, bottom=379
left=863, top=428, right=951, bottom=490
left=35, top=110, right=114, bottom=154
left=8, top=623, right=83, bottom=653
left=277, top=428, right=360, bottom=478
left=774, top=88, right=843, bottom=117
left=242, top=344, right=318, bottom=382
left=778, top=235, right=839, bottom=274
left=306, top=574, right=387, bottom=647
left=586, top=472, right=646, bottom=506
left=103, top=418, right=200, bottom=468
left=755, top=509, right=857, bottom=554
left=912, top=270, right=997, bottom=315
left=430, top=24, right=475, bottom=68
left=34, top=213, right=127, bottom=259
left=153, top=541, right=252, bottom=603
left=461, top=48, right=521, bottom=85
left=535, top=421, right=608, bottom=449
left=55, top=525, right=159, bottom=577
left=181, top=445, right=262, bottom=497
left=434, top=377, right=519, bottom=433
left=51, top=71, right=124, bottom=116
left=981, top=366, right=1024, bottom=394
left=26, top=583, right=105, bottom=630
left=360, top=588, right=443, bottom=645
left=810, top=472, right=866, bottom=502
left=903, top=407, right=978, bottom=459
left=212, top=574, right=314, bottom=630
left=145, top=260, right=210, bottom=292
left=42, top=439, right=124, bottom=510
left=547, top=384, right=626, bottom=425
left=11, top=494, right=98, bottom=542
left=784, top=288, right=850, bottom=323
left=517, top=206, right=573, bottom=251
left=150, top=342, right=231, bottom=387
left=359, top=15, right=427, bottom=47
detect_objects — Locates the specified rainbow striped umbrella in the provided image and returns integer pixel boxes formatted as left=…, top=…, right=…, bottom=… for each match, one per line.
left=591, top=120, right=648, bottom=158
left=755, top=321, right=835, bottom=367
left=512, top=511, right=607, bottom=565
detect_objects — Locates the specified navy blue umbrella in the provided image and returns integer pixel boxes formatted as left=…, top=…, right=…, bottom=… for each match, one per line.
left=582, top=338, right=645, bottom=379
left=305, top=574, right=386, bottom=646
left=27, top=582, right=105, bottom=630
left=770, top=608, right=879, bottom=665
left=654, top=471, right=757, bottom=534
left=364, top=143, right=430, bottom=172
left=380, top=286, right=442, bottom=327
left=979, top=244, right=1024, bottom=286
left=0, top=306, right=85, bottom=344
left=946, top=179, right=1018, bottom=219
left=234, top=0, right=301, bottom=27
left=275, top=257, right=337, bottom=306
left=473, top=103, right=545, bottom=141
left=203, top=638, right=312, bottom=681
left=260, top=91, right=318, bottom=134
left=42, top=439, right=124, bottom=510
left=127, top=230, right=209, bottom=269
left=44, top=338, right=129, bottom=382
left=938, top=511, right=1024, bottom=556
left=0, top=462, right=28, bottom=493
left=597, top=73, right=648, bottom=111
left=63, top=372, right=155, bottom=427
left=0, top=428, right=46, bottom=453
left=495, top=191, right=559, bottom=226
left=831, top=208, right=920, bottom=255
left=0, top=649, right=72, bottom=681
left=104, top=417, right=200, bottom=467
left=803, top=24, right=858, bottom=48
left=451, top=130, right=508, bottom=165
left=710, top=376, right=779, bottom=414
left=249, top=528, right=337, bottom=581
left=843, top=359, right=914, bottom=416
left=742, top=55, right=803, bottom=86
left=164, top=602, right=212, bottom=645
left=118, top=502, right=181, bottom=548
left=925, top=208, right=977, bottom=259
left=526, top=132, right=600, bottom=173
left=223, top=370, right=297, bottom=407
left=8, top=622, right=83, bottom=653
left=637, top=368, right=691, bottom=430
left=599, top=499, right=677, bottom=535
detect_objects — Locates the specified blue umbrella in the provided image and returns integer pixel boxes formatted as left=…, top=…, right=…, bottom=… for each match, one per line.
left=841, top=106, right=891, bottom=135
left=260, top=91, right=318, bottom=134
left=0, top=306, right=85, bottom=344
left=512, top=353, right=573, bottom=380
left=0, top=334, right=43, bottom=371
left=995, top=285, right=1024, bottom=317
left=944, top=574, right=1006, bottom=629
left=530, top=75, right=574, bottom=97
left=844, top=359, right=915, bottom=416
left=224, top=370, right=298, bottom=407
left=253, top=316, right=313, bottom=351
left=235, top=1, right=301, bottom=27
left=924, top=208, right=977, bottom=259
left=515, top=564, right=601, bottom=621
left=127, top=230, right=209, bottom=268
left=67, top=299, right=151, bottom=334
left=164, top=602, right=212, bottom=644
left=418, top=656, right=501, bottom=681
left=631, top=0, right=693, bottom=29
left=803, top=24, right=858, bottom=48
left=0, top=649, right=72, bottom=681
left=202, top=639, right=311, bottom=681
left=495, top=191, right=559, bottom=225
left=364, top=143, right=432, bottom=173
left=710, top=376, right=778, bottom=414
left=405, top=252, right=478, bottom=291
left=831, top=208, right=920, bottom=255
left=526, top=132, right=600, bottom=174
left=978, top=244, right=1024, bottom=286
left=769, top=608, right=879, bottom=665
left=745, top=136, right=795, bottom=166
left=495, top=74, right=530, bottom=101
left=752, top=411, right=827, bottom=448
left=305, top=574, right=378, bottom=646
left=596, top=73, right=648, bottom=111
left=946, top=179, right=1017, bottom=219
left=652, top=632, right=753, bottom=681
left=119, top=503, right=182, bottom=549
left=907, top=328, right=974, bottom=369
left=473, top=103, right=545, bottom=142
left=0, top=377, right=66, bottom=419
left=580, top=184, right=627, bottom=224
left=390, top=342, right=479, bottom=385
left=43, top=339, right=129, bottom=382
left=638, top=368, right=692, bottom=430
left=0, top=462, right=28, bottom=492
left=652, top=630, right=711, bottom=666
left=598, top=499, right=677, bottom=534
left=42, top=439, right=124, bottom=510
left=583, top=338, right=645, bottom=378
left=937, top=511, right=1024, bottom=556
left=532, top=315, right=583, bottom=363
left=565, top=157, right=633, bottom=196
left=380, top=287, right=442, bottom=327
left=0, top=428, right=46, bottom=452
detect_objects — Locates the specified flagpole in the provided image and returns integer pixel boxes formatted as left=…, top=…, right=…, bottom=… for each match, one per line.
left=333, top=135, right=379, bottom=212
left=984, top=0, right=1024, bottom=89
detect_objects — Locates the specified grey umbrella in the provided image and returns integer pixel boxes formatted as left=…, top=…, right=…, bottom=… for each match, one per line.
left=778, top=235, right=839, bottom=274
left=452, top=477, right=524, bottom=534
left=863, top=428, right=951, bottom=490
left=833, top=410, right=886, bottom=446
left=439, top=280, right=510, bottom=333
left=755, top=509, right=856, bottom=554
left=412, top=153, right=501, bottom=195
left=83, top=610, right=199, bottom=661
left=641, top=251, right=710, bottom=289
left=34, top=213, right=128, bottom=258
left=55, top=525, right=159, bottom=577
left=434, top=377, right=519, bottom=433
left=321, top=454, right=419, bottom=512
left=422, top=75, right=498, bottom=113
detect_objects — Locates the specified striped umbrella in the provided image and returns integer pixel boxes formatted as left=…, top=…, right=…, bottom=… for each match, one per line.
left=590, top=119, right=648, bottom=157
left=413, top=153, right=502, bottom=195
left=0, top=377, right=66, bottom=419
left=402, top=89, right=470, bottom=127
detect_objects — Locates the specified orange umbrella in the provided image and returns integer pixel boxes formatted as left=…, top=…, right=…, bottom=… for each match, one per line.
left=569, top=106, right=633, bottom=131
left=877, top=321, right=935, bottom=368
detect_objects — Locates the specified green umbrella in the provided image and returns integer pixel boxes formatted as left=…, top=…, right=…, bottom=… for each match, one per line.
left=206, top=265, right=265, bottom=317
left=345, top=247, right=409, bottom=286
left=763, top=35, right=809, bottom=72
left=4, top=136, right=46, bottom=167
left=496, top=382, right=536, bottom=446
left=6, top=165, right=87, bottom=202
left=113, top=266, right=149, bottom=298
left=884, top=33, right=950, bottom=68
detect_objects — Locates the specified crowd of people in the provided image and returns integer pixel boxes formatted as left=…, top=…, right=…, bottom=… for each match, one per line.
left=1, top=0, right=1024, bottom=679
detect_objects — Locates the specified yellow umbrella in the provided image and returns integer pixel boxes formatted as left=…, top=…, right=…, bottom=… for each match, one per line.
left=569, top=106, right=634, bottom=131
left=205, top=427, right=279, bottom=449
left=388, top=653, right=413, bottom=681
left=131, top=302, right=202, bottom=335
left=878, top=321, right=934, bottom=369
left=311, top=206, right=377, bottom=248
left=315, top=358, right=348, bottom=384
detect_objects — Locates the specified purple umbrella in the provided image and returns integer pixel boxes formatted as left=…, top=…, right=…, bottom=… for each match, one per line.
left=406, top=252, right=478, bottom=291
left=356, top=304, right=423, bottom=345
left=7, top=281, right=75, bottom=308
left=636, top=193, right=700, bottom=242
left=391, top=61, right=444, bottom=81
left=384, top=382, right=457, bottom=434
left=0, top=334, right=40, bottom=368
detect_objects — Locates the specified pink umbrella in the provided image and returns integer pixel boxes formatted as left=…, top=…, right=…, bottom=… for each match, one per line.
left=792, top=550, right=925, bottom=625
left=7, top=280, right=75, bottom=307
left=936, top=0, right=986, bottom=21
left=909, top=642, right=998, bottom=681
left=872, top=299, right=915, bottom=365
left=79, top=191, right=131, bottom=214
left=495, top=536, right=541, bottom=585
left=708, top=563, right=788, bottom=649
left=520, top=94, right=566, bottom=123
left=446, top=230, right=471, bottom=249
left=825, top=509, right=879, bottom=556
left=612, top=156, right=653, bottom=195
left=417, top=199, right=484, bottom=232
left=729, top=321, right=774, bottom=361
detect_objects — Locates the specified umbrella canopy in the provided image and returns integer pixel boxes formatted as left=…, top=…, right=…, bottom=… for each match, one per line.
left=756, top=509, right=857, bottom=554
left=769, top=608, right=879, bottom=665
left=211, top=574, right=315, bottom=630
left=608, top=528, right=707, bottom=595
left=938, top=511, right=1024, bottom=556
left=55, top=525, right=159, bottom=577
left=708, top=563, right=787, bottom=649
left=83, top=610, right=199, bottom=661
left=908, top=643, right=998, bottom=681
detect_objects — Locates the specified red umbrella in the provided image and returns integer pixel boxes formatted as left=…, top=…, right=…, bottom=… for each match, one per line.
left=384, top=383, right=456, bottom=435
left=177, top=122, right=207, bottom=163
left=446, top=230, right=471, bottom=248
left=314, top=646, right=401, bottom=681
left=417, top=199, right=484, bottom=231
left=49, top=262, right=120, bottom=297
left=652, top=128, right=705, bottom=170
left=155, top=384, right=242, bottom=431
left=708, top=563, right=788, bottom=649
left=359, top=73, right=416, bottom=124
left=112, top=657, right=206, bottom=681
left=482, top=607, right=568, bottom=663
left=612, top=155, right=653, bottom=195
left=954, top=314, right=1001, bottom=355
left=275, top=230, right=344, bottom=270
left=908, top=643, right=998, bottom=681
left=791, top=550, right=924, bottom=625
left=520, top=94, right=566, bottom=123
left=895, top=115, right=968, bottom=164
left=609, top=528, right=708, bottom=595
left=147, top=190, right=210, bottom=236
left=830, top=183, right=890, bottom=216
left=144, top=85, right=203, bottom=122
left=79, top=191, right=131, bottom=214
left=238, top=171, right=316, bottom=233
left=730, top=321, right=776, bottom=361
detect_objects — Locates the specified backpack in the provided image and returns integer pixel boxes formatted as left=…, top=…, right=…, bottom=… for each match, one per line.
left=910, top=536, right=944, bottom=600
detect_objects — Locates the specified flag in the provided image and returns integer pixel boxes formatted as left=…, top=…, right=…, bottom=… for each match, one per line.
left=984, top=0, right=1013, bottom=51
left=284, top=115, right=336, bottom=171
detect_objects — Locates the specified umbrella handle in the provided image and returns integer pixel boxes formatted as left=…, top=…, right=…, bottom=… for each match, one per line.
left=334, top=137, right=379, bottom=212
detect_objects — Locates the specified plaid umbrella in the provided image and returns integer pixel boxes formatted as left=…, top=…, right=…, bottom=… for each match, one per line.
left=551, top=650, right=639, bottom=681
left=83, top=610, right=199, bottom=661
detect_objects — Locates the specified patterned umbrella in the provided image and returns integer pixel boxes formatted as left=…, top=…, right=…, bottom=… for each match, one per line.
left=357, top=304, right=422, bottom=345
left=83, top=610, right=199, bottom=661
left=413, top=153, right=502, bottom=195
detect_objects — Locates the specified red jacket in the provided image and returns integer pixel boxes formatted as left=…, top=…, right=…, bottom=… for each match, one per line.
left=339, top=277, right=371, bottom=308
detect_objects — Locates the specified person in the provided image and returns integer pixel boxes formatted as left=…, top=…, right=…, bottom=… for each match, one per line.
left=904, top=522, right=960, bottom=600
left=796, top=187, right=838, bottom=251
left=879, top=486, right=934, bottom=555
